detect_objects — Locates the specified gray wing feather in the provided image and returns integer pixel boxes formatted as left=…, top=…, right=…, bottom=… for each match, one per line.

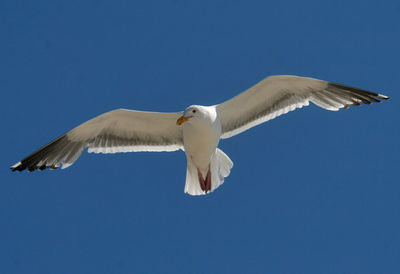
left=11, top=109, right=183, bottom=172
left=217, top=75, right=389, bottom=139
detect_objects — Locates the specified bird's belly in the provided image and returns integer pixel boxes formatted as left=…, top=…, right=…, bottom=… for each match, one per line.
left=182, top=124, right=220, bottom=171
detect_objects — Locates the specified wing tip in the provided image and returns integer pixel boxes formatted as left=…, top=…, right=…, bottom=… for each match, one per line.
left=10, top=161, right=23, bottom=172
left=10, top=160, right=42, bottom=172
left=377, top=93, right=390, bottom=100
left=11, top=160, right=62, bottom=173
left=327, top=82, right=390, bottom=106
left=10, top=134, right=76, bottom=173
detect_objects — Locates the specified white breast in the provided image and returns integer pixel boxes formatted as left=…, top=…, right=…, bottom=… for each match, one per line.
left=182, top=108, right=221, bottom=172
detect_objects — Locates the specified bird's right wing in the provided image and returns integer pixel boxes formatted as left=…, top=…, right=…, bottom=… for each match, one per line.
left=11, top=109, right=183, bottom=172
left=217, top=75, right=389, bottom=139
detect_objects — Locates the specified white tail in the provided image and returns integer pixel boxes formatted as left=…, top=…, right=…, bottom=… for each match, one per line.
left=184, top=148, right=233, bottom=196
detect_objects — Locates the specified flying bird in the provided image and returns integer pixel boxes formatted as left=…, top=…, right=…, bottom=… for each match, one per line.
left=11, top=75, right=389, bottom=195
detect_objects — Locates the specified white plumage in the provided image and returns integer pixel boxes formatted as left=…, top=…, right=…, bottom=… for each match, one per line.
left=11, top=75, right=389, bottom=195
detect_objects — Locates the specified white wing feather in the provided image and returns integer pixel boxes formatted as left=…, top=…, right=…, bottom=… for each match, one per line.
left=217, top=75, right=388, bottom=139
left=11, top=109, right=183, bottom=171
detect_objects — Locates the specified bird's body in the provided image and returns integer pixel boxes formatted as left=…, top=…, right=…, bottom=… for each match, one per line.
left=179, top=105, right=230, bottom=194
left=11, top=75, right=389, bottom=195
left=182, top=106, right=220, bottom=172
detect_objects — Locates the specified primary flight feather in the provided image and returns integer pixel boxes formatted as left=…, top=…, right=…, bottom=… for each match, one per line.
left=11, top=75, right=389, bottom=195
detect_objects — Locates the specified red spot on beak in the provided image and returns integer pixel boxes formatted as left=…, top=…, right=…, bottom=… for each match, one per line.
left=176, top=115, right=191, bottom=125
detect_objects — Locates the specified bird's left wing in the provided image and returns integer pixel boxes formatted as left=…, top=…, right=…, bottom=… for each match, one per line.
left=217, top=75, right=389, bottom=139
left=11, top=109, right=183, bottom=172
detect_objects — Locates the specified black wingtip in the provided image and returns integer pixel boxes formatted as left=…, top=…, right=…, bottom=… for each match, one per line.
left=10, top=134, right=70, bottom=173
left=10, top=162, right=24, bottom=172
left=377, top=94, right=390, bottom=100
left=327, top=82, right=390, bottom=106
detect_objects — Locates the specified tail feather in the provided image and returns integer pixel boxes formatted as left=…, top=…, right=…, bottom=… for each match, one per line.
left=184, top=148, right=233, bottom=196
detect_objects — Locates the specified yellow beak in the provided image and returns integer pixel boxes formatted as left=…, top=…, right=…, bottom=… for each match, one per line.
left=176, top=115, right=191, bottom=125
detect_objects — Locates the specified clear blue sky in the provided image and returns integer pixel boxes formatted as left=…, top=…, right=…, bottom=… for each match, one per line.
left=1, top=1, right=399, bottom=273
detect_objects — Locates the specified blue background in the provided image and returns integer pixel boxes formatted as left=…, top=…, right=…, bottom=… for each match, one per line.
left=1, top=1, right=399, bottom=273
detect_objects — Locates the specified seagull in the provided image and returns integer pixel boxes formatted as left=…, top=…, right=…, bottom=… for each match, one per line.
left=11, top=75, right=389, bottom=195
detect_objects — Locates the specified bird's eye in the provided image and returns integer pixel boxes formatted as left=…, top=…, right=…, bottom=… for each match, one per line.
left=192, top=109, right=196, bottom=113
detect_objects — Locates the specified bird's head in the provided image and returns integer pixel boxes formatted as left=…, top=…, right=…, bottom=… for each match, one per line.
left=176, top=105, right=203, bottom=125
